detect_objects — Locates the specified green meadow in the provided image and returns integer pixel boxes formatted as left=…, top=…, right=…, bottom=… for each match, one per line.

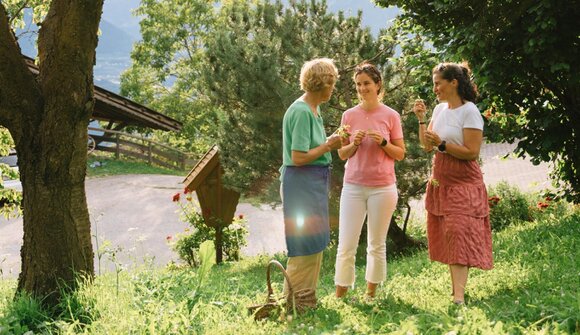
left=1, top=205, right=578, bottom=334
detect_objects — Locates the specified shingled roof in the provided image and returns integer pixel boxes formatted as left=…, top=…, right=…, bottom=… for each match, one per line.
left=24, top=56, right=182, bottom=132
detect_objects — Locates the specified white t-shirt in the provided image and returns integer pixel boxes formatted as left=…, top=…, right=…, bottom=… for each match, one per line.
left=431, top=101, right=484, bottom=145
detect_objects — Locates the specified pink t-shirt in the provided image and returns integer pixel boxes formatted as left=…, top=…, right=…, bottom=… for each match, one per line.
left=341, top=104, right=404, bottom=186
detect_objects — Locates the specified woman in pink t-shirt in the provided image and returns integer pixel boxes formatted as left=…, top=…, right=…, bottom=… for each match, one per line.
left=334, top=63, right=405, bottom=299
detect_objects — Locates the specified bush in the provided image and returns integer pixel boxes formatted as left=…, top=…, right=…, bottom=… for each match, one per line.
left=527, top=191, right=573, bottom=222
left=170, top=191, right=248, bottom=267
left=487, top=182, right=532, bottom=230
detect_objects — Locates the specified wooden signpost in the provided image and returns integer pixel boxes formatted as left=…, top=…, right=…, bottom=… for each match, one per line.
left=183, top=145, right=240, bottom=263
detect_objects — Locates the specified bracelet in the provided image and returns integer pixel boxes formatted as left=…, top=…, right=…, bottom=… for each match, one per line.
left=418, top=121, right=426, bottom=125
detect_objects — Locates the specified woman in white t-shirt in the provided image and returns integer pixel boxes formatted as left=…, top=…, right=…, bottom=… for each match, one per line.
left=413, top=62, right=493, bottom=305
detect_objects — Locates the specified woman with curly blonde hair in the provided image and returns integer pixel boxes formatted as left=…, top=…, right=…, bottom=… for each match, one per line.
left=280, top=58, right=342, bottom=302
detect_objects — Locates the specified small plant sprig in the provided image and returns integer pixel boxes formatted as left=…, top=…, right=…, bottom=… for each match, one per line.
left=335, top=124, right=351, bottom=138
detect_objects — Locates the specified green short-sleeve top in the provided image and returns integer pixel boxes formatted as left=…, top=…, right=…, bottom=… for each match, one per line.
left=280, top=99, right=331, bottom=174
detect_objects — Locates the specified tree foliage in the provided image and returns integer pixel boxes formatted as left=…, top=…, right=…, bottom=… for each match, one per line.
left=120, top=0, right=219, bottom=155
left=122, top=0, right=435, bottom=252
left=122, top=0, right=432, bottom=205
left=376, top=0, right=580, bottom=202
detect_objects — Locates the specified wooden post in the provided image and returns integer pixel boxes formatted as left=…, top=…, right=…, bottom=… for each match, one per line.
left=148, top=142, right=152, bottom=165
left=115, top=133, right=120, bottom=159
left=179, top=152, right=185, bottom=170
left=215, top=162, right=223, bottom=264
left=182, top=146, right=241, bottom=265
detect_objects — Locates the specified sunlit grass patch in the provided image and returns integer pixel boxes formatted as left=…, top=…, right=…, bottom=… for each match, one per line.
left=0, top=206, right=578, bottom=334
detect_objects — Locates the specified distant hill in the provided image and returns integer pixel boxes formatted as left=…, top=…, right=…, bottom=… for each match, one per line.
left=97, top=19, right=137, bottom=56
left=102, top=0, right=142, bottom=40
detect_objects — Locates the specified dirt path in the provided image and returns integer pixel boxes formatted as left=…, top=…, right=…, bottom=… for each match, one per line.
left=0, top=175, right=285, bottom=278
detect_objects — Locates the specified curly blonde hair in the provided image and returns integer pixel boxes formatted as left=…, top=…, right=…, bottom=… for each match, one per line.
left=300, top=58, right=339, bottom=92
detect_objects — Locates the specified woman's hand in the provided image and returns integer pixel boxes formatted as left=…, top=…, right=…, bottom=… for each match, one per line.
left=424, top=130, right=442, bottom=146
left=366, top=130, right=383, bottom=145
left=352, top=130, right=366, bottom=146
left=326, top=134, right=342, bottom=151
left=413, top=99, right=426, bottom=122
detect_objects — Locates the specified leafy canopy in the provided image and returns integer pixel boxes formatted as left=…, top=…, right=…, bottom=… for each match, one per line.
left=375, top=0, right=580, bottom=202
left=122, top=0, right=432, bottom=210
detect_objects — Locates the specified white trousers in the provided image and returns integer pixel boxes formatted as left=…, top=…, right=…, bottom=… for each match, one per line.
left=335, top=183, right=398, bottom=287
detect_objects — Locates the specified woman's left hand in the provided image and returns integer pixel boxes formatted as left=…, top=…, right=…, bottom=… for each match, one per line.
left=424, top=130, right=442, bottom=146
left=366, top=130, right=384, bottom=145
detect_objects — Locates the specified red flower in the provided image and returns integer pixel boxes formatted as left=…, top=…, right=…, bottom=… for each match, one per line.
left=238, top=214, right=244, bottom=220
left=184, top=187, right=191, bottom=194
left=488, top=196, right=501, bottom=208
left=166, top=235, right=172, bottom=241
left=545, top=196, right=552, bottom=201
left=172, top=193, right=180, bottom=202
left=484, top=108, right=492, bottom=119
left=537, top=202, right=549, bottom=209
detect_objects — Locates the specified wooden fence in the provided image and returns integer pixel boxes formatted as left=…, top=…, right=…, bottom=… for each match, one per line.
left=88, top=127, right=196, bottom=170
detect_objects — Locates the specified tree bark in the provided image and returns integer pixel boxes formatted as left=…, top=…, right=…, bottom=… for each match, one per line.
left=0, top=0, right=103, bottom=305
left=386, top=218, right=425, bottom=256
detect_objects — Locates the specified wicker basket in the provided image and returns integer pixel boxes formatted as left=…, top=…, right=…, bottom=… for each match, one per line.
left=247, top=259, right=317, bottom=320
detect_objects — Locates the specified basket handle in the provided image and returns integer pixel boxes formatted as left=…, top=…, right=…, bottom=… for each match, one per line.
left=266, top=259, right=294, bottom=299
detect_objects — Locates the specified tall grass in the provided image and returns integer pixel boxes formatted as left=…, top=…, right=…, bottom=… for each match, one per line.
left=1, top=209, right=578, bottom=334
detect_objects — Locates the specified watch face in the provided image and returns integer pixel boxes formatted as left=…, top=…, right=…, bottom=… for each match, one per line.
left=381, top=138, right=388, bottom=147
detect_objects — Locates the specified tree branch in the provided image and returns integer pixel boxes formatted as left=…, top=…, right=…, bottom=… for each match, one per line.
left=339, top=48, right=388, bottom=74
left=8, top=0, right=30, bottom=26
left=0, top=3, right=41, bottom=137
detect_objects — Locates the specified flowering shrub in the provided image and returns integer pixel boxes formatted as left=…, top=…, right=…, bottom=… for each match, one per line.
left=487, top=182, right=532, bottom=231
left=170, top=188, right=248, bottom=267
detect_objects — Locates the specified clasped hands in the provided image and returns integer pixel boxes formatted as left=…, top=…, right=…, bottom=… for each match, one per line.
left=346, top=129, right=384, bottom=147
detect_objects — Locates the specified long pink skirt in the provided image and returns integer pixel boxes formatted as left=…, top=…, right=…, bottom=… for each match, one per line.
left=425, top=152, right=493, bottom=270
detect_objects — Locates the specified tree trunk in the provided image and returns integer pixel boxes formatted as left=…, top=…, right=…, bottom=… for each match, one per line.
left=0, top=0, right=104, bottom=306
left=386, top=217, right=425, bottom=256
left=16, top=129, right=93, bottom=304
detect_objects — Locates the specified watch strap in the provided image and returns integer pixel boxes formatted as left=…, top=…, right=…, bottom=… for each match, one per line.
left=380, top=138, right=388, bottom=147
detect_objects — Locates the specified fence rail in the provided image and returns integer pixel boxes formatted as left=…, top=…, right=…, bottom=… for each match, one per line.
left=89, top=127, right=196, bottom=170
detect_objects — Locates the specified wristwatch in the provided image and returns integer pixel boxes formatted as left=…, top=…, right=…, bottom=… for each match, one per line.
left=380, top=138, right=388, bottom=147
left=437, top=140, right=447, bottom=152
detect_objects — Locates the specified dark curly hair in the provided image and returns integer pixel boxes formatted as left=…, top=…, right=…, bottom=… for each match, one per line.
left=432, top=62, right=479, bottom=102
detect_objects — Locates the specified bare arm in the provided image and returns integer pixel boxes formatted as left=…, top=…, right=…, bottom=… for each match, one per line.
left=413, top=99, right=434, bottom=152
left=426, top=128, right=483, bottom=161
left=382, top=138, right=406, bottom=161
left=337, top=130, right=365, bottom=160
left=337, top=142, right=358, bottom=160
left=291, top=134, right=342, bottom=166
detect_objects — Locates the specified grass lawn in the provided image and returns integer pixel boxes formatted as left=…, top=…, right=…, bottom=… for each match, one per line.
left=86, top=153, right=183, bottom=177
left=1, top=203, right=578, bottom=334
